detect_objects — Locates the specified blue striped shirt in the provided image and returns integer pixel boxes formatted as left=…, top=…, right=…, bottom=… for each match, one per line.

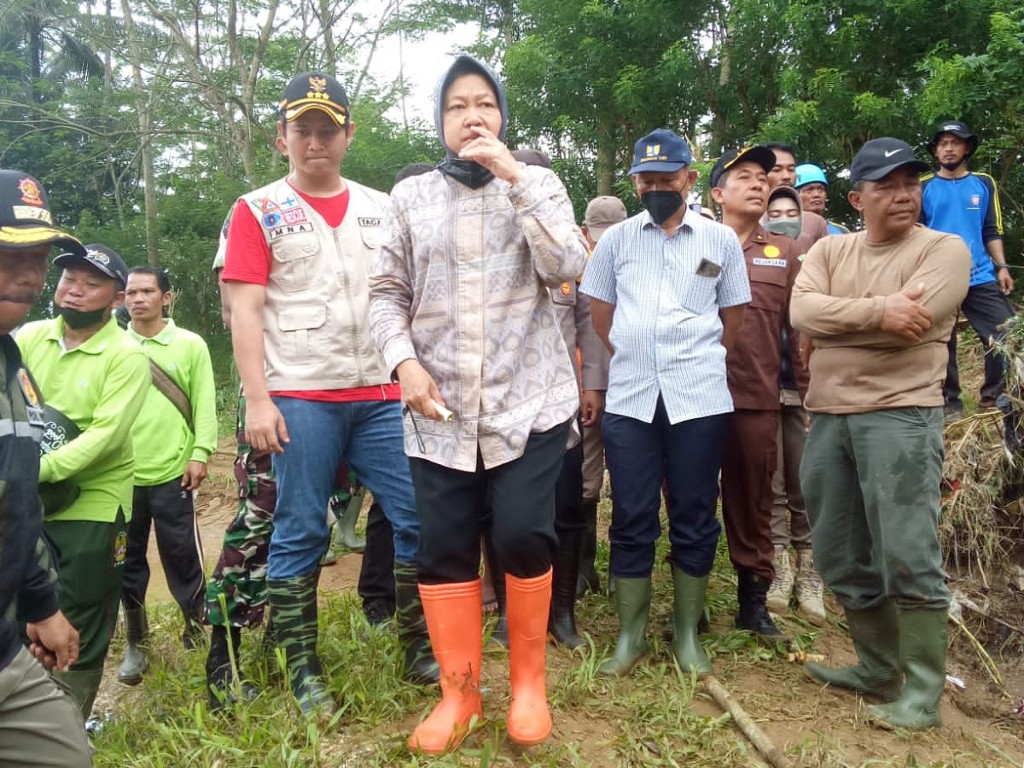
left=579, top=208, right=751, bottom=424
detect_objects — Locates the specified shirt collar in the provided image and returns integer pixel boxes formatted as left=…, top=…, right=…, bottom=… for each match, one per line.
left=46, top=315, right=121, bottom=355
left=127, top=318, right=176, bottom=346
left=639, top=205, right=696, bottom=235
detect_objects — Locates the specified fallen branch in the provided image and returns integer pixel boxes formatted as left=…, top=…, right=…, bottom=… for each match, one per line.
left=949, top=613, right=1006, bottom=691
left=703, top=675, right=792, bottom=768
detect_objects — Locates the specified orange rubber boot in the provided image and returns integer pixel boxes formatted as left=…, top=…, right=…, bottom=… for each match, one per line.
left=506, top=568, right=553, bottom=746
left=407, top=579, right=483, bottom=755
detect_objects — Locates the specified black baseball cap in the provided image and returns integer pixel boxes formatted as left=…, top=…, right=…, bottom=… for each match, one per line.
left=710, top=146, right=777, bottom=188
left=927, top=119, right=978, bottom=158
left=54, top=243, right=129, bottom=288
left=849, top=138, right=930, bottom=185
left=280, top=72, right=350, bottom=126
left=0, top=170, right=85, bottom=256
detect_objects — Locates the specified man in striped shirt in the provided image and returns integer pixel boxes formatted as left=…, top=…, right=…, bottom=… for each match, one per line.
left=581, top=128, right=750, bottom=678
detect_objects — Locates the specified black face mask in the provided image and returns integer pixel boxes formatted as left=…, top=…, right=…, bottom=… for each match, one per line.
left=641, top=191, right=684, bottom=225
left=437, top=158, right=495, bottom=190
left=56, top=305, right=108, bottom=330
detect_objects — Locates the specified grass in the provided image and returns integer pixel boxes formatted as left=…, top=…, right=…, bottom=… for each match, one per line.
left=91, top=505, right=1024, bottom=768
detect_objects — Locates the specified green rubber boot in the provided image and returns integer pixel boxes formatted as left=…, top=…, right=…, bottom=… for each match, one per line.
left=670, top=567, right=712, bottom=676
left=806, top=601, right=901, bottom=701
left=117, top=604, right=149, bottom=685
left=866, top=607, right=947, bottom=729
left=53, top=668, right=104, bottom=722
left=267, top=572, right=336, bottom=716
left=394, top=562, right=439, bottom=685
left=332, top=489, right=366, bottom=553
left=597, top=577, right=651, bottom=677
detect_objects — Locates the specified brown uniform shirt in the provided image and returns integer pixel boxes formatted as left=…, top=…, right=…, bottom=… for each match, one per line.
left=726, top=225, right=802, bottom=410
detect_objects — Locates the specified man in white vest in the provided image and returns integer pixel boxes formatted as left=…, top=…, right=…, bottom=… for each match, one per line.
left=219, top=72, right=433, bottom=716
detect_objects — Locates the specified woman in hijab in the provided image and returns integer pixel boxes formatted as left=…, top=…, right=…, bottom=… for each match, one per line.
left=369, top=54, right=586, bottom=754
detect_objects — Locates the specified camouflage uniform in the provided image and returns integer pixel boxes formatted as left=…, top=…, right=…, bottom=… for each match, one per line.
left=205, top=390, right=358, bottom=628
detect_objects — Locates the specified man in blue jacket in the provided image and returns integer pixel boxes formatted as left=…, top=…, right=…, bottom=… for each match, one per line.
left=920, top=120, right=1014, bottom=419
left=0, top=169, right=91, bottom=765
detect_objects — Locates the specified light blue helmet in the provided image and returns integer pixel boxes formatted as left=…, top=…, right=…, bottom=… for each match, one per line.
left=795, top=163, right=828, bottom=189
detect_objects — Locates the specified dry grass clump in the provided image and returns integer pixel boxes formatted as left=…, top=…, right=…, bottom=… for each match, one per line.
left=941, top=324, right=1024, bottom=581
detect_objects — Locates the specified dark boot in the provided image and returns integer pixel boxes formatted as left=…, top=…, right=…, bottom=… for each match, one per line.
left=735, top=570, right=783, bottom=638
left=117, top=604, right=149, bottom=685
left=576, top=499, right=601, bottom=598
left=548, top=529, right=584, bottom=649
left=483, top=533, right=508, bottom=646
left=671, top=567, right=712, bottom=675
left=598, top=577, right=651, bottom=677
left=866, top=607, right=947, bottom=729
left=394, top=562, right=439, bottom=685
left=206, top=624, right=259, bottom=710
left=359, top=502, right=395, bottom=626
left=806, top=601, right=901, bottom=701
left=182, top=607, right=206, bottom=650
left=267, top=572, right=335, bottom=715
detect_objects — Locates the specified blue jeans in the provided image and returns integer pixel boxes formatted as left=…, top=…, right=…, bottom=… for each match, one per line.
left=268, top=398, right=419, bottom=579
left=603, top=399, right=726, bottom=579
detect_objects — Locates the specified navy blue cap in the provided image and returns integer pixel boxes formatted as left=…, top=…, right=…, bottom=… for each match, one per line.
left=628, top=128, right=693, bottom=175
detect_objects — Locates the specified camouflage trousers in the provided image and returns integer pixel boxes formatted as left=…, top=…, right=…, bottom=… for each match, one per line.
left=205, top=392, right=357, bottom=628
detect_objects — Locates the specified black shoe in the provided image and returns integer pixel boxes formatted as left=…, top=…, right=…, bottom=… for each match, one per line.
left=182, top=609, right=206, bottom=650
left=363, top=599, right=395, bottom=629
left=735, top=571, right=783, bottom=638
left=206, top=625, right=259, bottom=711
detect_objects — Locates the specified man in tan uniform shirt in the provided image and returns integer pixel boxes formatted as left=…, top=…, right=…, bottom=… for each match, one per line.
left=791, top=138, right=970, bottom=730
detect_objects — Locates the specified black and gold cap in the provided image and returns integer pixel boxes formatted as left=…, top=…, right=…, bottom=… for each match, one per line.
left=0, top=170, right=85, bottom=256
left=280, top=72, right=350, bottom=126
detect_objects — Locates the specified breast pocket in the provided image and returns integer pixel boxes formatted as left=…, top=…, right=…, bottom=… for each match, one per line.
left=277, top=306, right=327, bottom=365
left=679, top=273, right=719, bottom=315
left=273, top=235, right=319, bottom=293
left=550, top=280, right=577, bottom=307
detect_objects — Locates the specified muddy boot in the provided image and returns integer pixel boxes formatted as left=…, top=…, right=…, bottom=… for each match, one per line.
left=117, top=604, right=149, bottom=685
left=548, top=529, right=584, bottom=649
left=794, top=549, right=826, bottom=626
left=866, top=607, right=947, bottom=729
left=407, top=580, right=483, bottom=755
left=206, top=624, right=259, bottom=710
left=766, top=546, right=794, bottom=615
left=394, top=562, right=439, bottom=685
left=53, top=668, right=104, bottom=722
left=332, top=489, right=366, bottom=553
left=598, top=577, right=651, bottom=677
left=576, top=499, right=601, bottom=598
left=670, top=567, right=712, bottom=675
left=735, top=570, right=783, bottom=638
left=506, top=569, right=553, bottom=746
left=182, top=607, right=206, bottom=650
left=267, top=572, right=335, bottom=716
left=806, top=601, right=901, bottom=701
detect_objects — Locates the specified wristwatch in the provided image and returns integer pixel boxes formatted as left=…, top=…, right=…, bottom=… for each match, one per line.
left=995, top=264, right=1009, bottom=270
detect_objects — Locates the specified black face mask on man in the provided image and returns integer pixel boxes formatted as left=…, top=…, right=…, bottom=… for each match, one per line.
left=56, top=305, right=109, bottom=329
left=640, top=191, right=684, bottom=225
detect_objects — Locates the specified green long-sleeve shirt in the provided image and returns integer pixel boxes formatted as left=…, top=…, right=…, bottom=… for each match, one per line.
left=16, top=316, right=150, bottom=523
left=126, top=319, right=218, bottom=486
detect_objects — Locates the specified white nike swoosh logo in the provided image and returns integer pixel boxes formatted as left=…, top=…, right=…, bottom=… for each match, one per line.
left=884, top=149, right=901, bottom=157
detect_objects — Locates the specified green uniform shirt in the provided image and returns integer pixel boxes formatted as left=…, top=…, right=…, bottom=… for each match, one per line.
left=16, top=316, right=150, bottom=523
left=127, top=319, right=218, bottom=486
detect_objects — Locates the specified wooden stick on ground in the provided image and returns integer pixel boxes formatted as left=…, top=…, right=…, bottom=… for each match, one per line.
left=703, top=675, right=792, bottom=768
